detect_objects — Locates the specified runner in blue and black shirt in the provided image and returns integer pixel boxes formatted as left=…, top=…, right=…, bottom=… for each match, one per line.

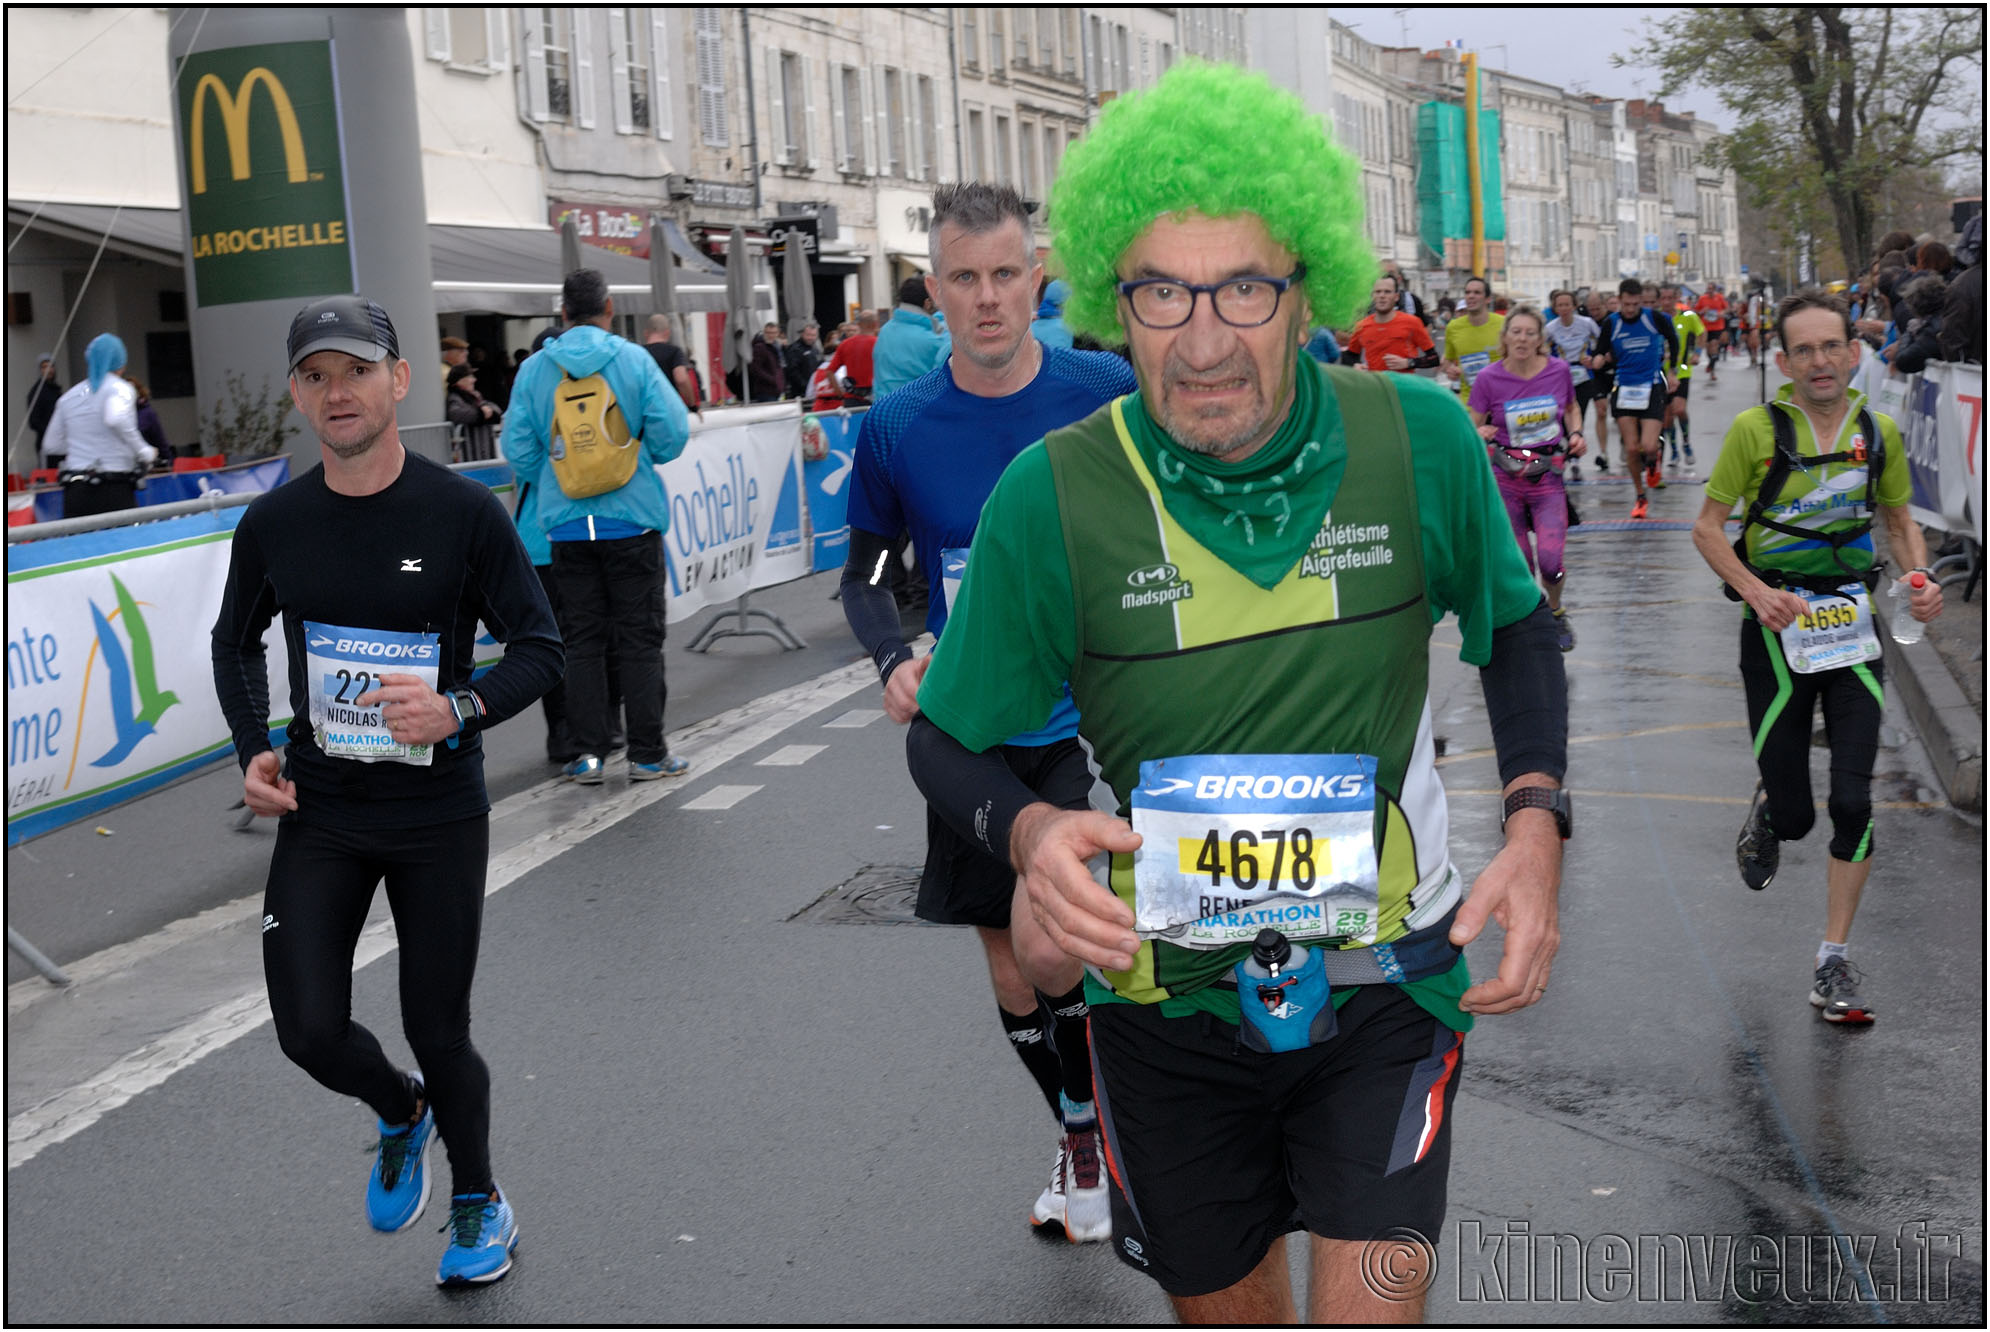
left=1599, top=277, right=1679, bottom=519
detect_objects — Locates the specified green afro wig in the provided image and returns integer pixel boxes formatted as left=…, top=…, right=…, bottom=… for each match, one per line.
left=1047, top=61, right=1375, bottom=344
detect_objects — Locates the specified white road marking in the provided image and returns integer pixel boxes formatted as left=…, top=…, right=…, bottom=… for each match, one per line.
left=7, top=659, right=875, bottom=1171
left=755, top=744, right=826, bottom=767
left=822, top=708, right=884, bottom=728
left=681, top=784, right=763, bottom=810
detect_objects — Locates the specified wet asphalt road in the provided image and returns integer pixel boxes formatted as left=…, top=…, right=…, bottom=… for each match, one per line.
left=6, top=361, right=1982, bottom=1323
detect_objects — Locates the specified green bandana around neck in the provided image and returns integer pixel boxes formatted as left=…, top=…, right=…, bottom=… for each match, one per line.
left=1122, top=352, right=1347, bottom=589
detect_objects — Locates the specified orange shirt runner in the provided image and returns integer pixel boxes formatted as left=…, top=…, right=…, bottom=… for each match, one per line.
left=1342, top=311, right=1436, bottom=372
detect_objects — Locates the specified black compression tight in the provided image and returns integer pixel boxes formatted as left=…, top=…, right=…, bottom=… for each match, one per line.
left=262, top=815, right=494, bottom=1196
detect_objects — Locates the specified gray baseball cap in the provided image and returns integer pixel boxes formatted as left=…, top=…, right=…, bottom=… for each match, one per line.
left=286, top=295, right=401, bottom=371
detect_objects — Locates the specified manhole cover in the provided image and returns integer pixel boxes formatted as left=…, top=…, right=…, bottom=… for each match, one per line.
left=789, top=864, right=941, bottom=926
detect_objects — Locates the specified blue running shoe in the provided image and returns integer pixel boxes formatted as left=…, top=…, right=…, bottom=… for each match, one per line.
left=366, top=1074, right=433, bottom=1233
left=437, top=1187, right=519, bottom=1286
left=561, top=754, right=604, bottom=785
left=628, top=755, right=691, bottom=782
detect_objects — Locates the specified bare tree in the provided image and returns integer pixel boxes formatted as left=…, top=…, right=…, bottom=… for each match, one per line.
left=1629, top=7, right=1983, bottom=269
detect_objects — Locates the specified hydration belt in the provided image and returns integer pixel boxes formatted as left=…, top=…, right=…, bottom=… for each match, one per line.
left=1723, top=404, right=1885, bottom=601
left=59, top=468, right=147, bottom=485
left=1214, top=905, right=1462, bottom=990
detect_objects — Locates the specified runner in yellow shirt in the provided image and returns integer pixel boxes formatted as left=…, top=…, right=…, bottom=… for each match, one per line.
left=1440, top=276, right=1505, bottom=401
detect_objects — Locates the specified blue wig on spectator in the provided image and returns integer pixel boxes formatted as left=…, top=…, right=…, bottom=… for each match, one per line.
left=86, top=333, right=127, bottom=392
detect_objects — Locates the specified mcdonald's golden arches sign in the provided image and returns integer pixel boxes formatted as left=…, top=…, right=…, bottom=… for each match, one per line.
left=175, top=40, right=353, bottom=306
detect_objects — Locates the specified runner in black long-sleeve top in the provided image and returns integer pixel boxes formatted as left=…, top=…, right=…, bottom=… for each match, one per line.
left=210, top=295, right=560, bottom=1288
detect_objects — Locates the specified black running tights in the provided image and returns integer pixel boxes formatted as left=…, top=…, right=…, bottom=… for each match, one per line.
left=262, top=815, right=493, bottom=1196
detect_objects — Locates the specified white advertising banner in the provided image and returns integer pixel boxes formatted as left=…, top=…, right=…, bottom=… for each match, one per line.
left=1926, top=362, right=1983, bottom=544
left=6, top=508, right=289, bottom=845
left=659, top=417, right=810, bottom=623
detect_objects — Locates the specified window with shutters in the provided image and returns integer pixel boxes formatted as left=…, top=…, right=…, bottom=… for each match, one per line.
left=770, top=51, right=806, bottom=165
left=1016, top=8, right=1030, bottom=65
left=543, top=10, right=573, bottom=121
left=838, top=65, right=868, bottom=173
left=967, top=107, right=986, bottom=180
left=990, top=10, right=1006, bottom=74
left=1062, top=10, right=1079, bottom=74
left=427, top=9, right=509, bottom=73
left=1044, top=120, right=1061, bottom=184
left=962, top=11, right=980, bottom=69
left=884, top=69, right=907, bottom=179
left=451, top=9, right=489, bottom=66
left=696, top=8, right=727, bottom=146
left=917, top=75, right=940, bottom=182
left=1038, top=8, right=1056, bottom=69
left=622, top=10, right=651, bottom=131
left=994, top=112, right=1012, bottom=187
left=1019, top=120, right=1037, bottom=199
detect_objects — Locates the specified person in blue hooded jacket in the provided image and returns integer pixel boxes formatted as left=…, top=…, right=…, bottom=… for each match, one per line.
left=873, top=276, right=950, bottom=399
left=502, top=268, right=692, bottom=785
left=1030, top=277, right=1074, bottom=349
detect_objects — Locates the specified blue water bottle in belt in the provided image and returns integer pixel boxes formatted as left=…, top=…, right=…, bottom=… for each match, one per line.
left=1235, top=928, right=1337, bottom=1053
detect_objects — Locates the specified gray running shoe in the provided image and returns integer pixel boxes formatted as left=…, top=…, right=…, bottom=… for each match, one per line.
left=1736, top=784, right=1778, bottom=890
left=1552, top=608, right=1575, bottom=653
left=1810, top=957, right=1875, bottom=1025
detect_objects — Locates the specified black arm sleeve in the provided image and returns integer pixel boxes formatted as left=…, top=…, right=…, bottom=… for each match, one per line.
left=1661, top=316, right=1680, bottom=370
left=1477, top=598, right=1568, bottom=787
left=1410, top=347, right=1441, bottom=369
left=463, top=489, right=564, bottom=727
left=210, top=518, right=279, bottom=769
left=1339, top=348, right=1361, bottom=367
left=840, top=526, right=912, bottom=683
left=906, top=715, right=1039, bottom=863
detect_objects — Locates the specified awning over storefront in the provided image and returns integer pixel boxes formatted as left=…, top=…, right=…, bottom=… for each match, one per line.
left=7, top=201, right=184, bottom=265
left=8, top=203, right=759, bottom=318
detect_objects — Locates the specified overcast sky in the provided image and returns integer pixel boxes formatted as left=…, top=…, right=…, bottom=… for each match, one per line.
left=1339, top=7, right=1730, bottom=129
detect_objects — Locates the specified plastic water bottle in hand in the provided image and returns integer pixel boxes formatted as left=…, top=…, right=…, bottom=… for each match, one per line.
left=1889, top=572, right=1928, bottom=645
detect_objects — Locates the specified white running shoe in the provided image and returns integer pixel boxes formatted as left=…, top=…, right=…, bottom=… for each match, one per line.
left=1061, top=1126, right=1112, bottom=1243
left=1030, top=1137, right=1069, bottom=1233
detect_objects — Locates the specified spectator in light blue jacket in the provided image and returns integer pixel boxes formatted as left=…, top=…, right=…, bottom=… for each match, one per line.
left=501, top=268, right=692, bottom=783
left=1031, top=277, right=1074, bottom=349
left=872, top=276, right=949, bottom=399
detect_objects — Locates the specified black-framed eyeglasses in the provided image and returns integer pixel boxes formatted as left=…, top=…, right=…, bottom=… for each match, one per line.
left=1115, top=264, right=1308, bottom=329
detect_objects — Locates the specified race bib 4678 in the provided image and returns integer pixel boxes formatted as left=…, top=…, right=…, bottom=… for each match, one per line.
left=1129, top=753, right=1383, bottom=947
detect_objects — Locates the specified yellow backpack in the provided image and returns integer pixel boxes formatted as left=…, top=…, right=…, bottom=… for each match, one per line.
left=548, top=370, right=639, bottom=498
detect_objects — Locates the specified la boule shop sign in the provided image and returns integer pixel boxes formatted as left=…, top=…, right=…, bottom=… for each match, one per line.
left=175, top=40, right=353, bottom=307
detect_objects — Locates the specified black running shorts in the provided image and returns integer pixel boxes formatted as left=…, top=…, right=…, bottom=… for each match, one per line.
left=917, top=736, right=1096, bottom=929
left=1574, top=378, right=1603, bottom=414
left=1673, top=377, right=1692, bottom=401
left=1611, top=380, right=1668, bottom=422
left=1091, top=985, right=1465, bottom=1297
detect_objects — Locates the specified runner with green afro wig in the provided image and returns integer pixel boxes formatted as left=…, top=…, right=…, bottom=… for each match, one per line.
left=1047, top=60, right=1375, bottom=345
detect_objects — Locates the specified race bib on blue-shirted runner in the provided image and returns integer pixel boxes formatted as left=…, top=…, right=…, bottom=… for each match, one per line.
left=303, top=621, right=441, bottom=765
left=1129, top=754, right=1382, bottom=950
left=1459, top=352, right=1491, bottom=387
left=1615, top=381, right=1652, bottom=411
left=1779, top=585, right=1881, bottom=675
left=1502, top=394, right=1562, bottom=450
left=939, top=546, right=969, bottom=621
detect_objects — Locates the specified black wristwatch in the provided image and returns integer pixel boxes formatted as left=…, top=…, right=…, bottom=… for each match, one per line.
left=1502, top=785, right=1572, bottom=840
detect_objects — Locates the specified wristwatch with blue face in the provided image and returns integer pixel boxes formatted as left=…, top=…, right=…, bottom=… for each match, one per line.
left=1502, top=785, right=1572, bottom=840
